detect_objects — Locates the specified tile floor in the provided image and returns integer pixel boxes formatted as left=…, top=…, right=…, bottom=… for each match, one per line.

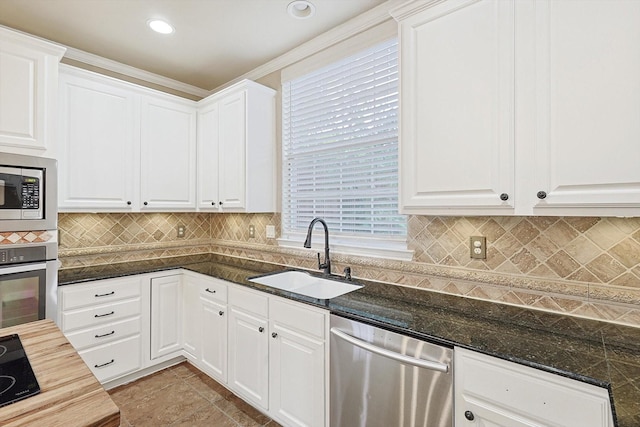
left=108, top=362, right=281, bottom=427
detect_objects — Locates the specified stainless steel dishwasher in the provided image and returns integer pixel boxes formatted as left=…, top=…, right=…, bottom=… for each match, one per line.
left=330, top=314, right=453, bottom=427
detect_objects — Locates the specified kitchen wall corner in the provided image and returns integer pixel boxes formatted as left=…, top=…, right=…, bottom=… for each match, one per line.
left=57, top=212, right=640, bottom=328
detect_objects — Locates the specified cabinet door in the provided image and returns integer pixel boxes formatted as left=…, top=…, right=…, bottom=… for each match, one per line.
left=150, top=275, right=183, bottom=359
left=0, top=28, right=63, bottom=152
left=396, top=0, right=515, bottom=215
left=196, top=100, right=220, bottom=210
left=217, top=91, right=247, bottom=210
left=269, top=321, right=325, bottom=427
left=200, top=296, right=227, bottom=383
left=140, top=96, right=196, bottom=210
left=182, top=276, right=200, bottom=358
left=530, top=0, right=640, bottom=215
left=58, top=68, right=137, bottom=210
left=228, top=305, right=268, bottom=410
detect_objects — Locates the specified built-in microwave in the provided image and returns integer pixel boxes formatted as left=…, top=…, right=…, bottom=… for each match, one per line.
left=0, top=153, right=57, bottom=232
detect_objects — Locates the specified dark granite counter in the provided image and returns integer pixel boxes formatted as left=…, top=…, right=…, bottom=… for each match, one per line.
left=59, top=254, right=640, bottom=427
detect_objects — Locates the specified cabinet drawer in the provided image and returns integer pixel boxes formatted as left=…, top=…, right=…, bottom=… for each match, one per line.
left=270, top=298, right=326, bottom=339
left=65, top=316, right=141, bottom=350
left=229, top=286, right=268, bottom=317
left=60, top=276, right=141, bottom=310
left=62, top=298, right=141, bottom=332
left=79, top=334, right=141, bottom=383
left=200, top=278, right=227, bottom=303
left=455, top=347, right=613, bottom=427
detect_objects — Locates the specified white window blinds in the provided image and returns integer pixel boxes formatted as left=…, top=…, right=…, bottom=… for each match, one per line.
left=282, top=38, right=406, bottom=242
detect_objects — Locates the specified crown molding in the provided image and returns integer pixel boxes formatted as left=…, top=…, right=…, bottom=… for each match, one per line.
left=54, top=0, right=405, bottom=99
left=207, top=0, right=407, bottom=94
left=63, top=46, right=211, bottom=98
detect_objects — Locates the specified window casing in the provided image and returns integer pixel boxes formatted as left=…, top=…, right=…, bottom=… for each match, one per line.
left=281, top=38, right=409, bottom=259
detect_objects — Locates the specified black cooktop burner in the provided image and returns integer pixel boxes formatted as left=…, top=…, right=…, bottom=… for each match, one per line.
left=0, top=334, right=40, bottom=407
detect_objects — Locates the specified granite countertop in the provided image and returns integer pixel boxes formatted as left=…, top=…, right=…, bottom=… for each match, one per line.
left=59, top=254, right=640, bottom=427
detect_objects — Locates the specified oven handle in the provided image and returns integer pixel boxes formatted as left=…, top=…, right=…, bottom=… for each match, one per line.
left=330, top=327, right=449, bottom=373
left=0, top=263, right=47, bottom=275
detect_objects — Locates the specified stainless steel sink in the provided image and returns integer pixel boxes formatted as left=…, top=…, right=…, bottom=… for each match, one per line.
left=249, top=270, right=363, bottom=299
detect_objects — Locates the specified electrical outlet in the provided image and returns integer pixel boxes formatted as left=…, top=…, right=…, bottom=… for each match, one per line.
left=266, top=225, right=276, bottom=239
left=249, top=225, right=255, bottom=238
left=470, top=236, right=486, bottom=259
left=177, top=225, right=186, bottom=238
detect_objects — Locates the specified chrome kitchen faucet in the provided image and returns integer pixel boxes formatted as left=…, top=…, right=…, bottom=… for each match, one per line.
left=303, top=217, right=331, bottom=275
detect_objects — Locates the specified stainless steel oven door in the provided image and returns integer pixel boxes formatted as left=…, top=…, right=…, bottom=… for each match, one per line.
left=0, top=261, right=52, bottom=328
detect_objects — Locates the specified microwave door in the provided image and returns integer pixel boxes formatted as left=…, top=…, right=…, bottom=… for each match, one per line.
left=0, top=174, right=23, bottom=211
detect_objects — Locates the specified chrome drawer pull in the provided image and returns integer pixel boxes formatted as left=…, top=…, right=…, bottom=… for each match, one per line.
left=95, top=291, right=115, bottom=297
left=95, top=331, right=115, bottom=338
left=94, top=311, right=115, bottom=318
left=94, top=359, right=115, bottom=368
left=205, top=288, right=216, bottom=294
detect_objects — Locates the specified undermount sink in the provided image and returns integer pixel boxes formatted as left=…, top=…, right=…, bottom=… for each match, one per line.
left=249, top=270, right=363, bottom=299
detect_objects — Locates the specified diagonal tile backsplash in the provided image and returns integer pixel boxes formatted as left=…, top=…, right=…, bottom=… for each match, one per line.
left=58, top=212, right=640, bottom=327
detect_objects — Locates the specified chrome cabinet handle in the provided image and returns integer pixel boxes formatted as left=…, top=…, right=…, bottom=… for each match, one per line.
left=219, top=311, right=224, bottom=316
left=272, top=332, right=278, bottom=338
left=95, top=291, right=115, bottom=297
left=330, top=328, right=449, bottom=373
left=95, top=330, right=115, bottom=338
left=94, top=311, right=115, bottom=318
left=205, top=288, right=216, bottom=294
left=258, top=327, right=264, bottom=333
left=94, top=359, right=115, bottom=368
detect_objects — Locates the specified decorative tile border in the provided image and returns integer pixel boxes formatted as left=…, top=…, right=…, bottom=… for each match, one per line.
left=0, top=230, right=55, bottom=245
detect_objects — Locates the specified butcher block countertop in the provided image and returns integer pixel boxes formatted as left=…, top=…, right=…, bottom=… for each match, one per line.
left=0, top=320, right=120, bottom=427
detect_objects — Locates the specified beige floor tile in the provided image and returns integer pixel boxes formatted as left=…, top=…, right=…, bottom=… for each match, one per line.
left=108, top=362, right=276, bottom=427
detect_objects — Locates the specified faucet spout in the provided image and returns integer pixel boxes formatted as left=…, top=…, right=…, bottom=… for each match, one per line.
left=304, top=218, right=331, bottom=275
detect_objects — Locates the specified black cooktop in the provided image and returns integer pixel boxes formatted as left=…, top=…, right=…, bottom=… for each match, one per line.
left=0, top=334, right=40, bottom=407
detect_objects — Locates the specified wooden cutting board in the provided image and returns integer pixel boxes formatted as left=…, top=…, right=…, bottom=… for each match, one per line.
left=0, top=319, right=120, bottom=427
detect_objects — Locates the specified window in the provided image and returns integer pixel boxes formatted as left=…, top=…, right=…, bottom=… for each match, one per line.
left=281, top=38, right=409, bottom=259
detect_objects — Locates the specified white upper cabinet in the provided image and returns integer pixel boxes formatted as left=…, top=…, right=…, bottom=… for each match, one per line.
left=527, top=0, right=640, bottom=215
left=58, top=67, right=138, bottom=210
left=197, top=80, right=276, bottom=212
left=392, top=0, right=640, bottom=216
left=0, top=26, right=65, bottom=155
left=393, top=0, right=515, bottom=215
left=58, top=65, right=197, bottom=211
left=140, top=96, right=196, bottom=210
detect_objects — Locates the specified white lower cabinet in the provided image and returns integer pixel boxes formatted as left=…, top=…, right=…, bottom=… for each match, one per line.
left=182, top=271, right=228, bottom=383
left=200, top=293, right=228, bottom=382
left=228, top=286, right=270, bottom=410
left=59, top=270, right=328, bottom=425
left=150, top=274, right=183, bottom=359
left=58, top=276, right=143, bottom=383
left=192, top=274, right=328, bottom=427
left=269, top=298, right=326, bottom=427
left=454, top=347, right=614, bottom=427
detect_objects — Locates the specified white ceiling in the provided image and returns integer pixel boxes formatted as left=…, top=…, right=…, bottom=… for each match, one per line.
left=0, top=0, right=388, bottom=92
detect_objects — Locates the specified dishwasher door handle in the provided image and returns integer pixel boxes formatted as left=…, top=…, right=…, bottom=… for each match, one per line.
left=330, top=327, right=449, bottom=373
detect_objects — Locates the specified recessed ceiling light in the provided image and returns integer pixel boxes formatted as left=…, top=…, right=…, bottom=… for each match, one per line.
left=147, top=19, right=174, bottom=34
left=287, top=1, right=316, bottom=19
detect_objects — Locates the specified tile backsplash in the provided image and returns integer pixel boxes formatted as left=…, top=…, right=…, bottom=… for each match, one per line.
left=58, top=212, right=640, bottom=327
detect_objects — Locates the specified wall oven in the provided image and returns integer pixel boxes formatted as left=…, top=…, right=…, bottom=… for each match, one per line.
left=0, top=153, right=57, bottom=232
left=0, top=242, right=57, bottom=327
